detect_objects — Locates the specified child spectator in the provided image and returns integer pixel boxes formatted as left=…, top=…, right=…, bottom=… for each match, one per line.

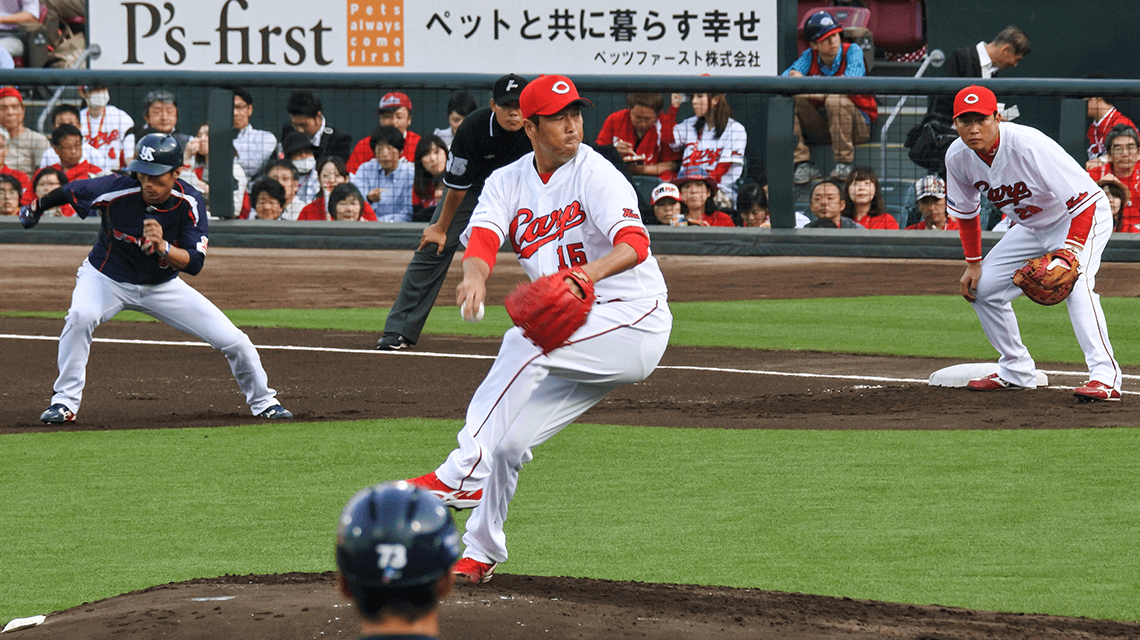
left=249, top=178, right=287, bottom=221
left=736, top=183, right=770, bottom=227
left=78, top=84, right=135, bottom=172
left=0, top=171, right=20, bottom=215
left=31, top=167, right=74, bottom=217
left=905, top=175, right=959, bottom=231
left=433, top=91, right=477, bottom=148
left=232, top=87, right=277, bottom=180
left=673, top=165, right=735, bottom=227
left=412, top=134, right=447, bottom=221
left=1098, top=179, right=1132, bottom=233
left=39, top=103, right=100, bottom=172
left=843, top=168, right=898, bottom=229
left=649, top=181, right=684, bottom=226
left=0, top=86, right=48, bottom=176
left=48, top=123, right=105, bottom=181
left=1087, top=125, right=1140, bottom=233
left=299, top=156, right=379, bottom=221
left=351, top=124, right=413, bottom=222
left=327, top=182, right=370, bottom=221
left=596, top=92, right=680, bottom=178
left=346, top=92, right=420, bottom=172
left=671, top=92, right=746, bottom=205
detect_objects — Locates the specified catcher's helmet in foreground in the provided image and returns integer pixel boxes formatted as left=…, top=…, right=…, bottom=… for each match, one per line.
left=127, top=133, right=183, bottom=176
left=336, top=482, right=460, bottom=589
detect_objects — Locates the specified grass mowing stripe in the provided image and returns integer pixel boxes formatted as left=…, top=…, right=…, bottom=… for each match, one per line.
left=5, top=296, right=1139, bottom=365
left=3, top=421, right=1139, bottom=623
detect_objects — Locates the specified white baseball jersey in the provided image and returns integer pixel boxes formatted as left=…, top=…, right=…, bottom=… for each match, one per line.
left=946, top=121, right=1105, bottom=230
left=80, top=105, right=135, bottom=172
left=463, top=143, right=668, bottom=302
left=671, top=116, right=747, bottom=198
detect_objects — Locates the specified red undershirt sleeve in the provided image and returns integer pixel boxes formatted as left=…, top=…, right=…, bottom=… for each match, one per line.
left=462, top=226, right=500, bottom=272
left=613, top=226, right=650, bottom=264
left=1065, top=203, right=1096, bottom=250
left=958, top=214, right=983, bottom=263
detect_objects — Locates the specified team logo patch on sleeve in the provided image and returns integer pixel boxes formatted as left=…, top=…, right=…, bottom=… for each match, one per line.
left=622, top=207, right=639, bottom=219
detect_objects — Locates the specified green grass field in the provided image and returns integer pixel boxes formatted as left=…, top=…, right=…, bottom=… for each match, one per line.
left=2, top=296, right=1139, bottom=624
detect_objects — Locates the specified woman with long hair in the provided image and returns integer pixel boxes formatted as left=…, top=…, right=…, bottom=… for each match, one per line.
left=843, top=167, right=898, bottom=229
left=670, top=92, right=747, bottom=206
left=412, top=134, right=447, bottom=221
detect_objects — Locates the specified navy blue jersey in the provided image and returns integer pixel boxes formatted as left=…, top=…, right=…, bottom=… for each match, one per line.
left=63, top=175, right=208, bottom=284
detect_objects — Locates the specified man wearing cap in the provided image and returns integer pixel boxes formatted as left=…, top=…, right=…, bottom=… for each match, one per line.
left=403, top=74, right=671, bottom=585
left=232, top=88, right=277, bottom=180
left=905, top=175, right=958, bottom=230
left=19, top=133, right=292, bottom=423
left=347, top=92, right=421, bottom=174
left=280, top=129, right=319, bottom=206
left=650, top=181, right=684, bottom=225
left=782, top=11, right=877, bottom=184
left=376, top=74, right=533, bottom=351
left=280, top=90, right=352, bottom=166
left=946, top=85, right=1122, bottom=401
left=0, top=86, right=47, bottom=176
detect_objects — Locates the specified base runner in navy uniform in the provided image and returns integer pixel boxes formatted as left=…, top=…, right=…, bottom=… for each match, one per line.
left=20, top=133, right=293, bottom=423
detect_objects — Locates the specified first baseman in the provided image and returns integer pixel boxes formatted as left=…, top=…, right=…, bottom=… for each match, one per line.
left=406, top=75, right=673, bottom=584
left=21, top=133, right=293, bottom=423
left=947, top=85, right=1122, bottom=400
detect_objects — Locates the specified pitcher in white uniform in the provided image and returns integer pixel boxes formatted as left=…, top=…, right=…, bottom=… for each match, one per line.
left=405, top=75, right=673, bottom=583
left=947, top=85, right=1121, bottom=401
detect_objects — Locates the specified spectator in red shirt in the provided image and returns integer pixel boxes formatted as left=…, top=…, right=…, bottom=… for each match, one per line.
left=1088, top=125, right=1140, bottom=233
left=346, top=92, right=420, bottom=173
left=327, top=182, right=372, bottom=222
left=48, top=124, right=105, bottom=182
left=905, top=175, right=959, bottom=231
left=673, top=165, right=735, bottom=227
left=843, top=168, right=898, bottom=229
left=412, top=134, right=447, bottom=221
left=298, top=156, right=379, bottom=221
left=0, top=132, right=30, bottom=203
left=595, top=92, right=679, bottom=178
left=1084, top=79, right=1138, bottom=170
left=1097, top=179, right=1131, bottom=233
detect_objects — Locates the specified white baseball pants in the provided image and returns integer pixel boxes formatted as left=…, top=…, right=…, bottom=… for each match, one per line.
left=51, top=259, right=280, bottom=415
left=435, top=297, right=672, bottom=564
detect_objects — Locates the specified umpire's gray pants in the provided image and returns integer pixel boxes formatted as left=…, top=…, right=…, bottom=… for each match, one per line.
left=383, top=187, right=479, bottom=343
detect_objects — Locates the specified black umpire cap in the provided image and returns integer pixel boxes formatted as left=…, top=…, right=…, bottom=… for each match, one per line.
left=493, top=74, right=527, bottom=106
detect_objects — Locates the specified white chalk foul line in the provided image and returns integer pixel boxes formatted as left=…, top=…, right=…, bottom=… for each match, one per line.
left=3, top=333, right=1137, bottom=393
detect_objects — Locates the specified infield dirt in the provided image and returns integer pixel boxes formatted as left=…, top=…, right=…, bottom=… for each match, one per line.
left=3, top=246, right=1140, bottom=638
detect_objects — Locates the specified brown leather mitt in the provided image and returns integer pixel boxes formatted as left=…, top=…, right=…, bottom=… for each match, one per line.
left=1012, top=249, right=1080, bottom=306
left=505, top=267, right=596, bottom=353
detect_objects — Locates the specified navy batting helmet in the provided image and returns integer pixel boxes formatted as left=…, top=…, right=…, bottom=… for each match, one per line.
left=127, top=133, right=182, bottom=176
left=803, top=11, right=843, bottom=43
left=336, top=482, right=460, bottom=589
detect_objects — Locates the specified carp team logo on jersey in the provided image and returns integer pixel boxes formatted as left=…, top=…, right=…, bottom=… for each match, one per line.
left=684, top=148, right=720, bottom=166
left=510, top=200, right=587, bottom=259
left=976, top=180, right=1032, bottom=208
left=622, top=207, right=638, bottom=219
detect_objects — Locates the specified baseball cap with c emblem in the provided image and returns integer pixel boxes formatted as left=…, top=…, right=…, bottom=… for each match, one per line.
left=953, top=85, right=998, bottom=119
left=519, top=75, right=593, bottom=119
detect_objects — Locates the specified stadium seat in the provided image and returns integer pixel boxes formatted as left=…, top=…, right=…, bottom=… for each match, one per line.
left=862, top=0, right=925, bottom=54
left=878, top=179, right=913, bottom=228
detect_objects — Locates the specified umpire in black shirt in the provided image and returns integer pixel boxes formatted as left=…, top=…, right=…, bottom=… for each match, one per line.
left=377, top=74, right=532, bottom=350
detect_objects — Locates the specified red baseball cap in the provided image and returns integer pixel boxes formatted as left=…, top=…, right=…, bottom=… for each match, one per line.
left=0, top=87, right=21, bottom=103
left=953, top=85, right=998, bottom=119
left=377, top=92, right=412, bottom=113
left=519, top=75, right=592, bottom=119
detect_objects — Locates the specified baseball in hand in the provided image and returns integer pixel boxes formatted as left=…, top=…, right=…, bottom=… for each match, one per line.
left=461, top=302, right=485, bottom=323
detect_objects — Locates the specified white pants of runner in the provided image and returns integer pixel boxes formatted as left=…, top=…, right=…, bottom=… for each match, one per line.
left=435, top=297, right=672, bottom=564
left=972, top=201, right=1121, bottom=390
left=51, top=259, right=279, bottom=415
